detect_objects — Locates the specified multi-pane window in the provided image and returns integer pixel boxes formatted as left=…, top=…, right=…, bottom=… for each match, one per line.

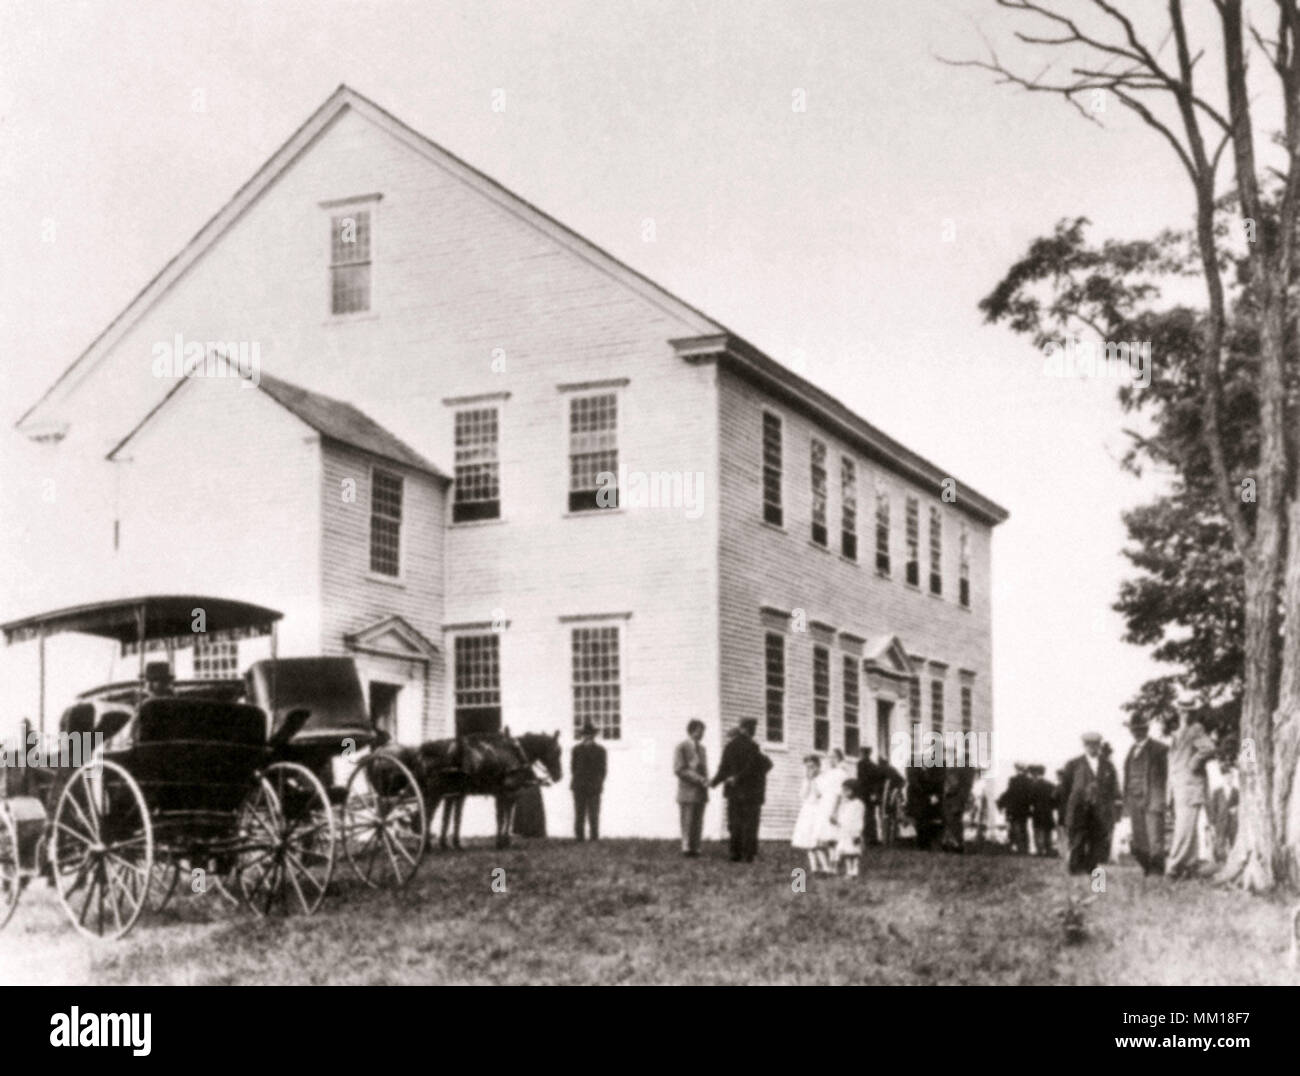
left=813, top=646, right=830, bottom=751
left=959, top=527, right=971, bottom=608
left=454, top=634, right=501, bottom=737
left=568, top=394, right=618, bottom=512
left=330, top=209, right=371, bottom=314
left=810, top=439, right=828, bottom=546
left=841, top=458, right=857, bottom=560
left=572, top=626, right=621, bottom=739
left=453, top=407, right=500, bottom=522
left=908, top=675, right=922, bottom=727
left=961, top=682, right=973, bottom=732
left=193, top=636, right=237, bottom=680
left=842, top=654, right=860, bottom=756
left=762, top=412, right=783, bottom=526
left=875, top=492, right=891, bottom=574
left=764, top=632, right=785, bottom=743
left=929, top=506, right=943, bottom=596
left=370, top=469, right=403, bottom=576
left=930, top=678, right=945, bottom=734
left=905, top=497, right=920, bottom=586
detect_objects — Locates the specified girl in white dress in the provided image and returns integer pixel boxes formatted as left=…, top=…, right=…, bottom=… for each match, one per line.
left=791, top=755, right=826, bottom=873
left=813, top=750, right=846, bottom=870
left=836, top=780, right=866, bottom=877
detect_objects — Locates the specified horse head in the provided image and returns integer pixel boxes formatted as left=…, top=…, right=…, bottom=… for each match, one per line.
left=519, top=730, right=563, bottom=784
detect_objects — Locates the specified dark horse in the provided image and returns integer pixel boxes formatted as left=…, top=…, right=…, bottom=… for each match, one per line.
left=381, top=730, right=562, bottom=850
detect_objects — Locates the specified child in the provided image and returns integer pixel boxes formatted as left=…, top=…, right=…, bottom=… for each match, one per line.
left=836, top=779, right=866, bottom=878
left=792, top=755, right=828, bottom=874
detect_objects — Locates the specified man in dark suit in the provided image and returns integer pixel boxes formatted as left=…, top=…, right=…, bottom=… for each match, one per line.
left=1057, top=732, right=1121, bottom=876
left=1122, top=715, right=1168, bottom=876
left=710, top=717, right=773, bottom=862
left=1028, top=765, right=1057, bottom=857
left=996, top=763, right=1033, bottom=854
left=570, top=722, right=607, bottom=841
left=856, top=747, right=885, bottom=845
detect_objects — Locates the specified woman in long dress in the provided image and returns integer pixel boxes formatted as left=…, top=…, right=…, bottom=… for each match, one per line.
left=791, top=755, right=826, bottom=874
left=813, top=749, right=847, bottom=870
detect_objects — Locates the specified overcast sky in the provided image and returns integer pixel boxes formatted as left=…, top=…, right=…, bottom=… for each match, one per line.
left=0, top=0, right=1204, bottom=771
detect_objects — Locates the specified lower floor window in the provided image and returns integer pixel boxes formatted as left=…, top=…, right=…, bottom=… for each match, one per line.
left=454, top=634, right=501, bottom=736
left=572, top=625, right=621, bottom=739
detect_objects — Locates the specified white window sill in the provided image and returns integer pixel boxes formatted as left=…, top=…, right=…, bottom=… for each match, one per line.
left=366, top=572, right=407, bottom=589
left=324, top=312, right=379, bottom=325
left=563, top=507, right=624, bottom=519
left=450, top=516, right=507, bottom=529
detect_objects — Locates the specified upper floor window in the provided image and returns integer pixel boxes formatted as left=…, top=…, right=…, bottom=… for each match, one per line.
left=453, top=407, right=500, bottom=522
left=572, top=625, right=621, bottom=739
left=929, top=506, right=943, bottom=596
left=840, top=457, right=857, bottom=561
left=810, top=439, right=828, bottom=547
left=905, top=497, right=920, bottom=586
left=193, top=636, right=237, bottom=680
left=875, top=491, right=891, bottom=575
left=568, top=393, right=618, bottom=512
left=454, top=634, right=501, bottom=737
left=370, top=468, right=403, bottom=576
left=813, top=645, right=830, bottom=751
left=330, top=209, right=372, bottom=315
left=959, top=527, right=971, bottom=608
left=764, top=632, right=785, bottom=744
left=842, top=654, right=860, bottom=756
left=762, top=412, right=783, bottom=526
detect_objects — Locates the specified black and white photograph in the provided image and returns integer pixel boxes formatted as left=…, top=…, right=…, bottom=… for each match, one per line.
left=1, top=0, right=1299, bottom=1026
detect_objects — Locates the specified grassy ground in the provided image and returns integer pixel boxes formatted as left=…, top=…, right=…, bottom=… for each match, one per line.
left=2, top=839, right=1297, bottom=985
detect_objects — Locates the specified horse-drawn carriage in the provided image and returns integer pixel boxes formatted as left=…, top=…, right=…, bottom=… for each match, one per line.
left=0, top=596, right=428, bottom=940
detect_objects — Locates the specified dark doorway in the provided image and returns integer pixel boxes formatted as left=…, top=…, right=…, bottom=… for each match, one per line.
left=369, top=681, right=401, bottom=739
left=876, top=699, right=894, bottom=760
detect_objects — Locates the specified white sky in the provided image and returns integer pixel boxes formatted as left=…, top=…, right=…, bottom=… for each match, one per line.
left=0, top=0, right=1209, bottom=774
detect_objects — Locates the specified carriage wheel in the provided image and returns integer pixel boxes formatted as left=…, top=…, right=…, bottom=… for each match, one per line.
left=342, top=754, right=428, bottom=888
left=148, top=860, right=181, bottom=911
left=49, top=760, right=153, bottom=941
left=0, top=806, right=21, bottom=930
left=237, top=762, right=335, bottom=917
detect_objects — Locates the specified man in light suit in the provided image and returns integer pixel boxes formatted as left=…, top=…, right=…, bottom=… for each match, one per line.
left=1057, top=732, right=1120, bottom=876
left=1122, top=715, right=1168, bottom=876
left=1165, top=708, right=1217, bottom=880
left=673, top=719, right=709, bottom=857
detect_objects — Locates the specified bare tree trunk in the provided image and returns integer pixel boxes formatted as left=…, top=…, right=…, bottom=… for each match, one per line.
left=1270, top=497, right=1300, bottom=887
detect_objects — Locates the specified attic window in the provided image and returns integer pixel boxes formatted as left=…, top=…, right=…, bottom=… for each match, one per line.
left=330, top=209, right=372, bottom=314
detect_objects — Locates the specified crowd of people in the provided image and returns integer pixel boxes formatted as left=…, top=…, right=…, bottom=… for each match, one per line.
left=995, top=709, right=1239, bottom=880
left=562, top=707, right=1239, bottom=880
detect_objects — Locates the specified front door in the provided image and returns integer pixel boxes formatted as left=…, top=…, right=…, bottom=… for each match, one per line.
left=368, top=681, right=402, bottom=739
left=876, top=699, right=894, bottom=760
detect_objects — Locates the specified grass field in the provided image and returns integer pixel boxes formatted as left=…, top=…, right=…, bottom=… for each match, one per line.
left=2, top=838, right=1297, bottom=985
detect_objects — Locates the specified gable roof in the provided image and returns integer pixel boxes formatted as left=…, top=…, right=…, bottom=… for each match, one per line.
left=107, top=361, right=446, bottom=480
left=26, top=84, right=1007, bottom=525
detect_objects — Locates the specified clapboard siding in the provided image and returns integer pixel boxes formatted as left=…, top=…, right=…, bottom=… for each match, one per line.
left=717, top=366, right=996, bottom=838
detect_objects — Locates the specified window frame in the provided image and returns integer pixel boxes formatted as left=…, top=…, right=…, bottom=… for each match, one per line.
left=452, top=405, right=502, bottom=523
left=452, top=632, right=502, bottom=737
left=565, top=389, right=620, bottom=514
left=323, top=194, right=381, bottom=319
left=905, top=496, right=920, bottom=587
left=840, top=456, right=857, bottom=561
left=842, top=653, right=860, bottom=756
left=368, top=465, right=404, bottom=579
left=875, top=489, right=891, bottom=575
left=812, top=644, right=831, bottom=751
left=810, top=438, right=828, bottom=547
left=763, top=631, right=785, bottom=744
left=761, top=410, right=784, bottom=527
left=570, top=622, right=623, bottom=740
left=929, top=505, right=943, bottom=596
left=959, top=526, right=971, bottom=608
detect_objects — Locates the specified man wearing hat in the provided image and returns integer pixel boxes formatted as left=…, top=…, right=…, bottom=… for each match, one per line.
left=996, top=763, right=1033, bottom=854
left=1028, top=765, right=1057, bottom=857
left=1165, top=707, right=1217, bottom=879
left=570, top=722, right=607, bottom=841
left=1121, top=715, right=1168, bottom=875
left=143, top=661, right=175, bottom=699
left=1056, top=732, right=1120, bottom=876
left=710, top=717, right=773, bottom=862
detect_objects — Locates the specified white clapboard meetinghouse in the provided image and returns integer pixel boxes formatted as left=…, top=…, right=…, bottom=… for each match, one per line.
left=6, top=86, right=1007, bottom=840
